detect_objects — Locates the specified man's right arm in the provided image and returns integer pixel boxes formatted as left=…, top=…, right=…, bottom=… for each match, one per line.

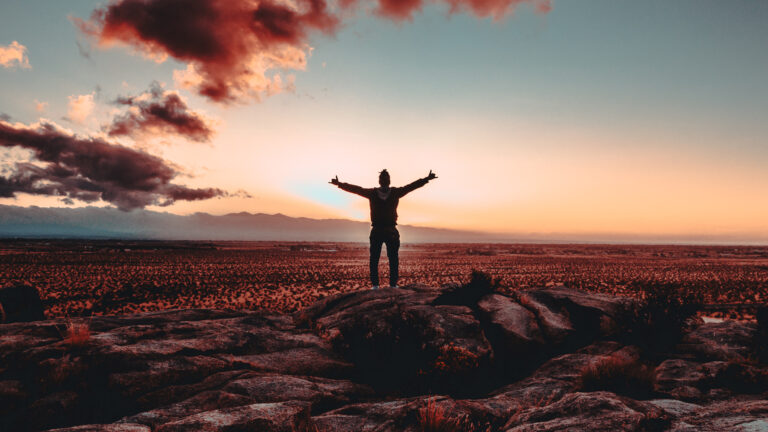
left=337, top=182, right=370, bottom=197
left=330, top=176, right=370, bottom=198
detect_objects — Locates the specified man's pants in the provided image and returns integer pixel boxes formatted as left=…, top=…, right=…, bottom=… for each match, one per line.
left=369, top=226, right=400, bottom=287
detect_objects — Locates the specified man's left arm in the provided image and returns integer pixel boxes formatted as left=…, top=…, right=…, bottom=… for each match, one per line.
left=398, top=170, right=437, bottom=197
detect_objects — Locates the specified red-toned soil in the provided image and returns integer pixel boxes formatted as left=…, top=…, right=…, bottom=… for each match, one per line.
left=1, top=240, right=766, bottom=318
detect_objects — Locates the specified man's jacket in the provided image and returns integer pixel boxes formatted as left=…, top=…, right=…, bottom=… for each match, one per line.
left=336, top=178, right=429, bottom=227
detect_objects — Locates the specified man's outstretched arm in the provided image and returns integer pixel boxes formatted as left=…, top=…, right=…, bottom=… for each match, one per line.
left=329, top=175, right=370, bottom=198
left=398, top=170, right=437, bottom=197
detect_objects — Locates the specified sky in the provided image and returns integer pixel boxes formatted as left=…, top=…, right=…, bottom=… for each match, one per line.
left=1, top=0, right=768, bottom=242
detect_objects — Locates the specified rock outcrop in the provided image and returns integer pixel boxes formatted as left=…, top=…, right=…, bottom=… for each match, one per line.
left=0, top=285, right=45, bottom=323
left=1, top=280, right=766, bottom=431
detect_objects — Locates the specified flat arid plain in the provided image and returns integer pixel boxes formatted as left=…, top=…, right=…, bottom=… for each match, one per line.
left=1, top=240, right=766, bottom=319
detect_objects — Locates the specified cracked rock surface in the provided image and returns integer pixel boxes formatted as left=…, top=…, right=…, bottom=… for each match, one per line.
left=1, top=282, right=766, bottom=431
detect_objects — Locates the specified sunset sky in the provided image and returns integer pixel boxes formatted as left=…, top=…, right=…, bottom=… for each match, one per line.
left=1, top=0, right=768, bottom=242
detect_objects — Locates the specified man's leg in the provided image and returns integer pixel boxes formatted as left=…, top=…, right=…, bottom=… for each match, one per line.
left=385, top=228, right=400, bottom=287
left=369, top=229, right=383, bottom=288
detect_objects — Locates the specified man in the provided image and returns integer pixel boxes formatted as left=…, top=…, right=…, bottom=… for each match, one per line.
left=330, top=169, right=437, bottom=289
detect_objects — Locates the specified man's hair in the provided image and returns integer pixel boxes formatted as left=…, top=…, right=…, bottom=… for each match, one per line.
left=379, top=169, right=389, bottom=179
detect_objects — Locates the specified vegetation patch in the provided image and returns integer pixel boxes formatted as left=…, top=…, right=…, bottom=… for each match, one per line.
left=578, top=354, right=657, bottom=399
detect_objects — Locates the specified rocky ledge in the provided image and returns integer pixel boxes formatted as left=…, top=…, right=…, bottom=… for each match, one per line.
left=1, top=275, right=766, bottom=431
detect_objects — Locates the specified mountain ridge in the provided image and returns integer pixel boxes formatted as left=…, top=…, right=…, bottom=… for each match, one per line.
left=0, top=204, right=495, bottom=243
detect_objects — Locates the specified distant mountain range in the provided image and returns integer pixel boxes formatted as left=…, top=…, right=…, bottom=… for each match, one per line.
left=1, top=205, right=765, bottom=245
left=0, top=205, right=499, bottom=243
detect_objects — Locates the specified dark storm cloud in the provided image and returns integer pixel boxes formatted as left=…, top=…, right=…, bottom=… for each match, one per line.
left=76, top=0, right=339, bottom=103
left=0, top=119, right=225, bottom=210
left=76, top=0, right=549, bottom=103
left=108, top=82, right=214, bottom=142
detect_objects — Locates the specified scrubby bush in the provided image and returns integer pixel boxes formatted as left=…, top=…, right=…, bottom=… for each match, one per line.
left=432, top=343, right=480, bottom=374
left=625, top=281, right=701, bottom=354
left=433, top=270, right=499, bottom=307
left=578, top=354, right=656, bottom=399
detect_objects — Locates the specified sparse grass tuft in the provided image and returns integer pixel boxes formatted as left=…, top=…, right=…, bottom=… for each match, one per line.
left=294, top=420, right=330, bottom=432
left=59, top=318, right=91, bottom=347
left=578, top=354, right=656, bottom=399
left=418, top=397, right=465, bottom=432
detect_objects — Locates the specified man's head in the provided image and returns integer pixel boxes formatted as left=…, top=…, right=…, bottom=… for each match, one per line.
left=379, top=169, right=390, bottom=188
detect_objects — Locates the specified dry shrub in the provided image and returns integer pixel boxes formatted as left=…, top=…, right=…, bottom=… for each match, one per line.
left=626, top=281, right=701, bottom=353
left=433, top=343, right=480, bottom=374
left=578, top=354, right=656, bottom=399
left=59, top=319, right=91, bottom=347
left=295, top=421, right=330, bottom=432
left=433, top=270, right=499, bottom=308
left=418, top=397, right=467, bottom=432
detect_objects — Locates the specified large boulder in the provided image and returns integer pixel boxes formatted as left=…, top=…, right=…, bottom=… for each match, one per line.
left=0, top=309, right=354, bottom=431
left=518, top=286, right=634, bottom=348
left=297, top=286, right=494, bottom=395
left=503, top=391, right=671, bottom=431
left=0, top=285, right=44, bottom=323
left=676, top=400, right=768, bottom=432
left=311, top=395, right=491, bottom=432
left=477, top=294, right=544, bottom=348
left=46, top=424, right=151, bottom=432
left=654, top=359, right=707, bottom=401
left=679, top=321, right=757, bottom=362
left=153, top=401, right=310, bottom=432
left=477, top=293, right=548, bottom=378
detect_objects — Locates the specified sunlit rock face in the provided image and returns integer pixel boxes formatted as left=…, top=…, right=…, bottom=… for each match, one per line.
left=1, top=283, right=765, bottom=432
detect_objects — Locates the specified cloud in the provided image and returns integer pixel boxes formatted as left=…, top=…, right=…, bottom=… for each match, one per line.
left=0, top=41, right=30, bottom=69
left=67, top=93, right=96, bottom=124
left=440, top=0, right=551, bottom=20
left=108, top=82, right=214, bottom=142
left=0, top=119, right=225, bottom=210
left=76, top=0, right=548, bottom=103
left=76, top=0, right=339, bottom=104
left=34, top=100, right=49, bottom=113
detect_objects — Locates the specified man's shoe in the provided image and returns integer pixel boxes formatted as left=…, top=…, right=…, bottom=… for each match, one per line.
left=372, top=285, right=379, bottom=290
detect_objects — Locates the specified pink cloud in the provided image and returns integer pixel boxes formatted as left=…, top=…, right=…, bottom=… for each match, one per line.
left=108, top=82, right=215, bottom=142
left=67, top=93, right=96, bottom=124
left=0, top=41, right=30, bottom=69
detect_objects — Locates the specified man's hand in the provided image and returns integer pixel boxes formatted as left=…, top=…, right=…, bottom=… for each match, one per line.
left=426, top=170, right=437, bottom=181
left=329, top=175, right=340, bottom=186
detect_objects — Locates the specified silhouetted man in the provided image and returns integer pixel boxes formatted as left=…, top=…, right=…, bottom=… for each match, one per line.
left=330, top=169, right=437, bottom=289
